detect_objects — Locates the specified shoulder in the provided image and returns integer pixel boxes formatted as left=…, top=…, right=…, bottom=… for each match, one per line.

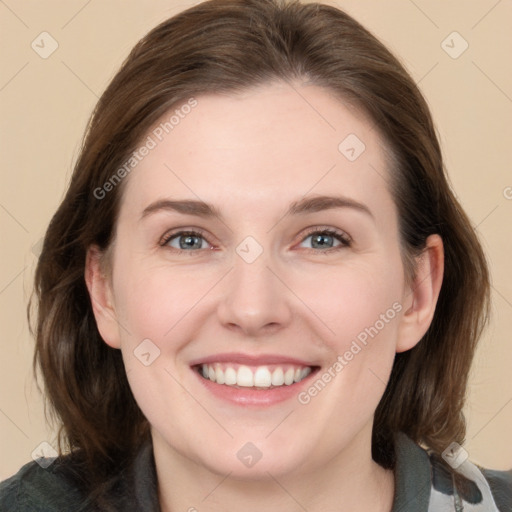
left=0, top=456, right=91, bottom=512
left=393, top=433, right=512, bottom=512
left=429, top=453, right=511, bottom=512
left=476, top=466, right=512, bottom=512
left=0, top=441, right=160, bottom=512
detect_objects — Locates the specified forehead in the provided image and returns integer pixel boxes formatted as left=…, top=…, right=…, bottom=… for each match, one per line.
left=119, top=82, right=395, bottom=220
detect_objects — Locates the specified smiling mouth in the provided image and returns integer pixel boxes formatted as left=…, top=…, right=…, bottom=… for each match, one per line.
left=195, top=363, right=317, bottom=389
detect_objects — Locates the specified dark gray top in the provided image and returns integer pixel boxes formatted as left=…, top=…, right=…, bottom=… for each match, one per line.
left=1, top=433, right=510, bottom=511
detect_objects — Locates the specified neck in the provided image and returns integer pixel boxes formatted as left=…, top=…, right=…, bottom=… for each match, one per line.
left=153, top=426, right=395, bottom=512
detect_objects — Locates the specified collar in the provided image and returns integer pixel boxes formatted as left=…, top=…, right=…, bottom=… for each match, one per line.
left=392, top=432, right=432, bottom=511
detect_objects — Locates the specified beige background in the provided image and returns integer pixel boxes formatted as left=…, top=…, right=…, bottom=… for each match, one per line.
left=1, top=0, right=511, bottom=479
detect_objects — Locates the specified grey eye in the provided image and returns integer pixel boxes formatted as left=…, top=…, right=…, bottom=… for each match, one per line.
left=166, top=233, right=206, bottom=250
left=299, top=231, right=345, bottom=250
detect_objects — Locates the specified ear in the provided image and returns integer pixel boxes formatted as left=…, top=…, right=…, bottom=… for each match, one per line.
left=396, top=234, right=444, bottom=353
left=84, top=245, right=121, bottom=349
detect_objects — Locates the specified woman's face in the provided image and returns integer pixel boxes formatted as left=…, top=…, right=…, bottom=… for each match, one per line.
left=92, top=82, right=422, bottom=478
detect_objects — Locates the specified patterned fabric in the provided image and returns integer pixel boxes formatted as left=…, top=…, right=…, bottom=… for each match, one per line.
left=428, top=453, right=501, bottom=512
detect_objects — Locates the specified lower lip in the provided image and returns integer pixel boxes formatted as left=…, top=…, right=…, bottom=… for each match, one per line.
left=193, top=368, right=318, bottom=407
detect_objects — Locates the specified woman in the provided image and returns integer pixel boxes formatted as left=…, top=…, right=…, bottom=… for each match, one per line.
left=1, top=0, right=510, bottom=510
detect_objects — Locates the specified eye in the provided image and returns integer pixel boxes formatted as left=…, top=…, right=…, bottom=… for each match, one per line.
left=298, top=228, right=351, bottom=251
left=161, top=230, right=211, bottom=251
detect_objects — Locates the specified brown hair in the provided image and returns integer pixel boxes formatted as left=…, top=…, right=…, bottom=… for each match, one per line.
left=31, top=0, right=489, bottom=502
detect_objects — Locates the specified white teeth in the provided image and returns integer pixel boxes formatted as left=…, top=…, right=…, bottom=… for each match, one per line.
left=284, top=368, right=295, bottom=385
left=301, top=367, right=312, bottom=380
left=225, top=367, right=237, bottom=385
left=215, top=365, right=225, bottom=385
left=199, top=363, right=312, bottom=388
left=237, top=366, right=254, bottom=387
left=253, top=366, right=272, bottom=388
left=271, top=367, right=284, bottom=386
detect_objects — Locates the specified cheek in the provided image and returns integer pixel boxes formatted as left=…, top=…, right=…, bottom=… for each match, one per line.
left=292, top=265, right=402, bottom=437
left=110, top=260, right=212, bottom=430
left=112, top=257, right=220, bottom=347
left=295, top=257, right=404, bottom=353
left=303, top=259, right=403, bottom=407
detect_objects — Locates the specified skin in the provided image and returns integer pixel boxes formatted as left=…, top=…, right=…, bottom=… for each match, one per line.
left=86, top=82, right=443, bottom=512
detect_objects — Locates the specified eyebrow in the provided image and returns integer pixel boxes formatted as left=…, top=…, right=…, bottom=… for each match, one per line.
left=140, top=195, right=373, bottom=221
left=288, top=195, right=373, bottom=219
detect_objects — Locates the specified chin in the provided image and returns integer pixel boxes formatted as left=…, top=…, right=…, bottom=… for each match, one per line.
left=190, top=433, right=314, bottom=481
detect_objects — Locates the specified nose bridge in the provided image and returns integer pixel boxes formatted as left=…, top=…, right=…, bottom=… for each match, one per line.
left=217, top=242, right=291, bottom=335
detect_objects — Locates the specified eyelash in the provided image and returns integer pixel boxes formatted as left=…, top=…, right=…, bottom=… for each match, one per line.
left=159, top=228, right=210, bottom=252
left=159, top=227, right=352, bottom=253
left=300, top=227, right=352, bottom=251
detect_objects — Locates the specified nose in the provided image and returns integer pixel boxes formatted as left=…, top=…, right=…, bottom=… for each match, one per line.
left=216, top=251, right=293, bottom=337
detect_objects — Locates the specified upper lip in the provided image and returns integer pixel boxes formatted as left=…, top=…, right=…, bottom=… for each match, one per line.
left=189, top=353, right=317, bottom=367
